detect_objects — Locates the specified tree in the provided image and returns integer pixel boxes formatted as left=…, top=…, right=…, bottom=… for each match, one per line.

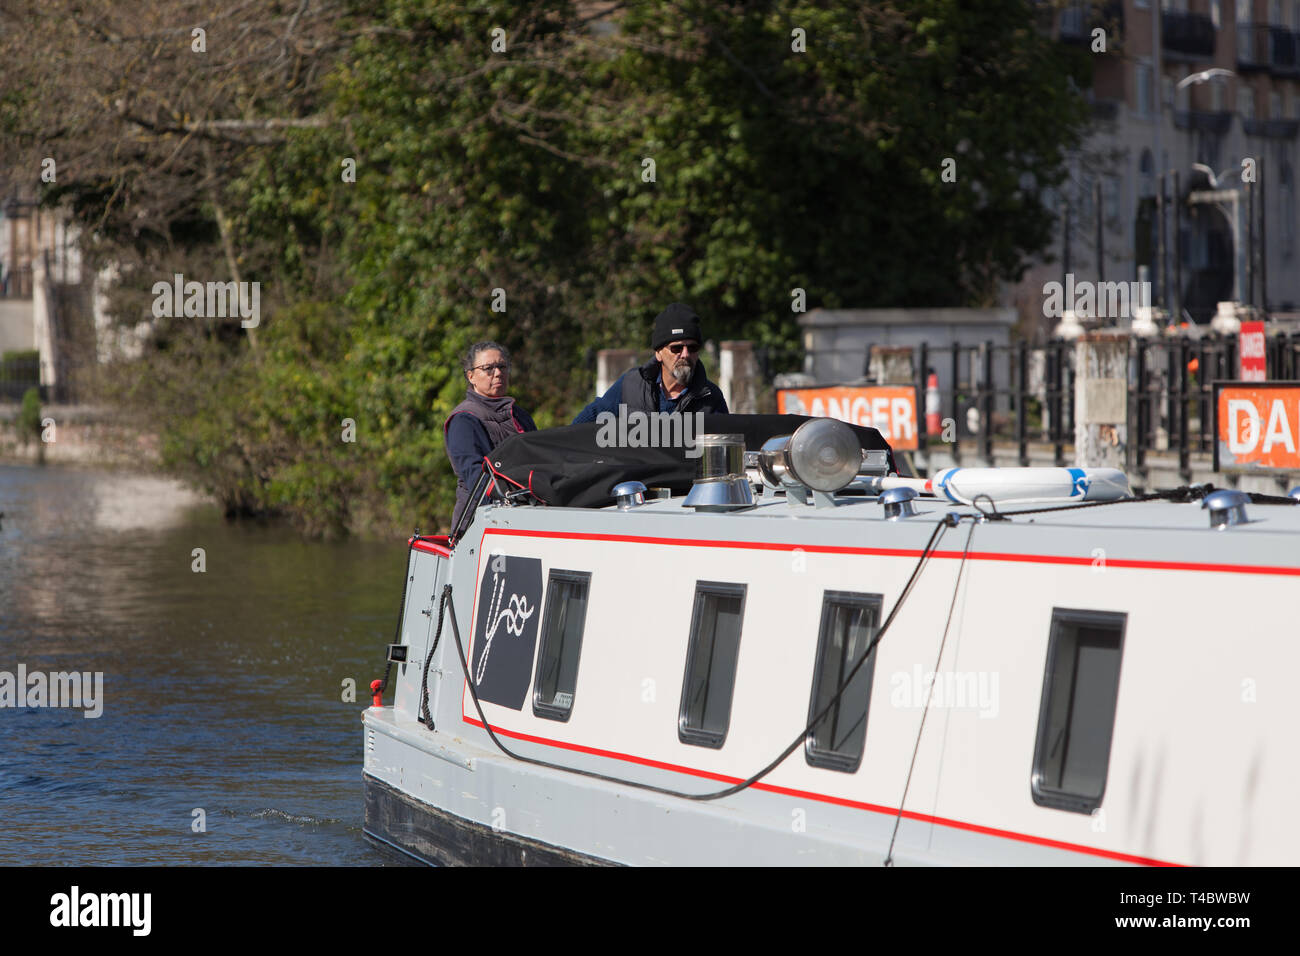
left=1, top=0, right=1091, bottom=534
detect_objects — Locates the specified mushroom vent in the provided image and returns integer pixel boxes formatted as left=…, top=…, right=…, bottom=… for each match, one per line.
left=613, top=481, right=647, bottom=510
left=1202, top=489, right=1250, bottom=529
left=879, top=486, right=919, bottom=520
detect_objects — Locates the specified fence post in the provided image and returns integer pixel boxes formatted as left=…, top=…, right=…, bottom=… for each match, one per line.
left=1074, top=333, right=1128, bottom=470
left=596, top=349, right=641, bottom=397
left=1065, top=349, right=1075, bottom=439
left=1178, top=338, right=1191, bottom=480
left=950, top=343, right=961, bottom=464
left=1048, top=343, right=1064, bottom=467
left=1134, top=339, right=1148, bottom=473
left=1162, top=340, right=1173, bottom=451
left=1016, top=342, right=1028, bottom=467
left=719, top=341, right=761, bottom=414
left=981, top=340, right=994, bottom=464
left=917, top=341, right=929, bottom=450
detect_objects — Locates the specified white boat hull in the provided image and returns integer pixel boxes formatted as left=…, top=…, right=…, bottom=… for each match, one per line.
left=364, top=490, right=1300, bottom=866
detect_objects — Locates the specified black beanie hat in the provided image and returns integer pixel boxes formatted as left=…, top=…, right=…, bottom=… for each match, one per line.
left=651, top=303, right=704, bottom=351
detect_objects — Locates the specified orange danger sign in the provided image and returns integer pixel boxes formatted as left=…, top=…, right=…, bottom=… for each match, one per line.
left=776, top=386, right=918, bottom=450
left=1214, top=383, right=1300, bottom=471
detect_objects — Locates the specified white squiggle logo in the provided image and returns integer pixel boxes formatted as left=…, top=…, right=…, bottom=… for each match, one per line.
left=475, top=556, right=535, bottom=683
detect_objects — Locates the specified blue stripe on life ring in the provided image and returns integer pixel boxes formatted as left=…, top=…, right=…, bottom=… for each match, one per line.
left=1068, top=468, right=1089, bottom=497
left=937, top=470, right=961, bottom=503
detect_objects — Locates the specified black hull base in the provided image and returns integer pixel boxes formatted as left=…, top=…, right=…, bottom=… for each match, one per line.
left=363, top=774, right=616, bottom=866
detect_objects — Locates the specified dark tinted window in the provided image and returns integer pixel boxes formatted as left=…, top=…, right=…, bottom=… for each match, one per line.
left=805, top=592, right=882, bottom=773
left=678, top=582, right=747, bottom=748
left=1031, top=609, right=1126, bottom=813
left=531, top=571, right=591, bottom=721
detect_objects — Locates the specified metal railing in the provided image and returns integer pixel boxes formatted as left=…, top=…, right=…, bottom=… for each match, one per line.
left=917, top=340, right=1076, bottom=468
left=1238, top=24, right=1300, bottom=73
left=1163, top=11, right=1216, bottom=58
left=0, top=264, right=33, bottom=299
left=910, top=333, right=1300, bottom=476
left=0, top=354, right=42, bottom=401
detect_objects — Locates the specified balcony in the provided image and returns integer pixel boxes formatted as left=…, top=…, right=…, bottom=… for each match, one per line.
left=1270, top=27, right=1298, bottom=70
left=1173, top=110, right=1234, bottom=134
left=1059, top=1, right=1123, bottom=46
left=0, top=263, right=32, bottom=299
left=1243, top=117, right=1300, bottom=137
left=1163, top=11, right=1216, bottom=59
left=1238, top=24, right=1300, bottom=73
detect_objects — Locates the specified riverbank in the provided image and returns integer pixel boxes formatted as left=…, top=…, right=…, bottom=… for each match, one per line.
left=0, top=402, right=416, bottom=539
left=0, top=402, right=160, bottom=467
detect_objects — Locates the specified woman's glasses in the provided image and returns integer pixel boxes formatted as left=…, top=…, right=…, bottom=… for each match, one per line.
left=666, top=342, right=700, bottom=355
left=472, top=363, right=510, bottom=375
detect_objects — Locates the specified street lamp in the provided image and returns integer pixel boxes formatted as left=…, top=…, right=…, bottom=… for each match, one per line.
left=1152, top=69, right=1236, bottom=327
left=1189, top=163, right=1250, bottom=328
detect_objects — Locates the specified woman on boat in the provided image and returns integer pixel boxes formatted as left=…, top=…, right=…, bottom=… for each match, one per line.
left=444, top=341, right=537, bottom=531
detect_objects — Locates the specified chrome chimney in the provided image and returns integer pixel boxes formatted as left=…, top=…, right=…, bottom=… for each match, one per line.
left=683, top=434, right=755, bottom=512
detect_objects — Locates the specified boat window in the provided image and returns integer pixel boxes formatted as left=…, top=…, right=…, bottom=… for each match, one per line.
left=531, top=570, right=592, bottom=722
left=805, top=591, right=882, bottom=773
left=1031, top=608, right=1126, bottom=813
left=677, top=582, right=747, bottom=748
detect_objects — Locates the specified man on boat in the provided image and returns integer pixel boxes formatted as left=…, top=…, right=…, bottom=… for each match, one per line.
left=571, top=303, right=730, bottom=424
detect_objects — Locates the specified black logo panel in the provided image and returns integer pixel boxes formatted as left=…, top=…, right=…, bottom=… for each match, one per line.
left=471, top=554, right=542, bottom=710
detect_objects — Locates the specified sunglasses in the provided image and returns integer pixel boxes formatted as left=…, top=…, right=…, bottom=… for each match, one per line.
left=666, top=342, right=701, bottom=355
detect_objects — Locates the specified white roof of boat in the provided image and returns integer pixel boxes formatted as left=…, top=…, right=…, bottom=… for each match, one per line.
left=594, top=492, right=1300, bottom=534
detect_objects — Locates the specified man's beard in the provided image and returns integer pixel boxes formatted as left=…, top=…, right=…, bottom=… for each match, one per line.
left=670, top=361, right=693, bottom=384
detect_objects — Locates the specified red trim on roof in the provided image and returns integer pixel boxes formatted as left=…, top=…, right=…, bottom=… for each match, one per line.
left=477, top=527, right=1300, bottom=576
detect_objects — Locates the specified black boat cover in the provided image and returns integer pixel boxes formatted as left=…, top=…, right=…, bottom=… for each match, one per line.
left=485, top=413, right=897, bottom=509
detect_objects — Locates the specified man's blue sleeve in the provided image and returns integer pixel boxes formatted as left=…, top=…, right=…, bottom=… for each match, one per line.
left=571, top=377, right=624, bottom=425
left=446, top=414, right=493, bottom=487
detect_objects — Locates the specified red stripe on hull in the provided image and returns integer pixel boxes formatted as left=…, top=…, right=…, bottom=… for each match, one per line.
left=462, top=716, right=1179, bottom=867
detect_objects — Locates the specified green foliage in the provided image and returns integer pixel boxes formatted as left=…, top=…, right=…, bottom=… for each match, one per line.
left=18, top=386, right=41, bottom=444
left=56, top=0, right=1092, bottom=535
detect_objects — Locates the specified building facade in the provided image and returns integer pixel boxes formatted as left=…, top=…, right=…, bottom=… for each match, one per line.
left=1010, top=0, right=1300, bottom=332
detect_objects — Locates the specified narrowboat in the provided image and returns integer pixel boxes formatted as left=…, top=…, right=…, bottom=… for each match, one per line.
left=362, top=414, right=1300, bottom=866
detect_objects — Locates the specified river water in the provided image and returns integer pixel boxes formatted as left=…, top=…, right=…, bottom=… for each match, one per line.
left=0, top=463, right=413, bottom=865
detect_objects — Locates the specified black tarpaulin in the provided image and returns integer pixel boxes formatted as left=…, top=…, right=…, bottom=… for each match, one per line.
left=486, top=413, right=896, bottom=509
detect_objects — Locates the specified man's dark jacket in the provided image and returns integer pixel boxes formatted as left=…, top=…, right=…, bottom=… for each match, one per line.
left=572, top=358, right=730, bottom=423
